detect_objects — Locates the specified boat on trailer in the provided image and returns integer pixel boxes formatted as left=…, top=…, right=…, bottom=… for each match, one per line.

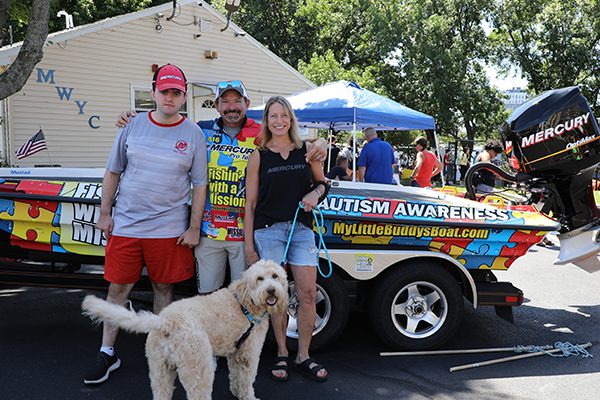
left=1, top=86, right=599, bottom=350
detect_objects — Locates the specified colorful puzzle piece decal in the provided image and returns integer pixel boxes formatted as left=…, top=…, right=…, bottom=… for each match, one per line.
left=0, top=198, right=15, bottom=234
left=9, top=200, right=61, bottom=251
left=15, top=180, right=63, bottom=196
left=51, top=231, right=67, bottom=253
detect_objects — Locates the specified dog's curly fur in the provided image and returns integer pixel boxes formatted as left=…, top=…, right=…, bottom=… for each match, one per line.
left=82, top=260, right=288, bottom=400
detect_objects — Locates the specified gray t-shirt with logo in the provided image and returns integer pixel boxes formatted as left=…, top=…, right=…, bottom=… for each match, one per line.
left=106, top=112, right=208, bottom=238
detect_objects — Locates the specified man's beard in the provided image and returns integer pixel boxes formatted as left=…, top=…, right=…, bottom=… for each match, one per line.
left=223, top=111, right=242, bottom=122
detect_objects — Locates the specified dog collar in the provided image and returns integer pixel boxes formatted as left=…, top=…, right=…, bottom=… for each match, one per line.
left=240, top=304, right=267, bottom=324
left=235, top=297, right=268, bottom=350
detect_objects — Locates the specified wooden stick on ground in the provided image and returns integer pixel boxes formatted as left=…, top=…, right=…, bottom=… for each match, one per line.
left=449, top=342, right=592, bottom=372
left=380, top=346, right=548, bottom=357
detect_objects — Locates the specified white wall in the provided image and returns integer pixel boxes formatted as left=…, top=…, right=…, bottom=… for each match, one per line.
left=4, top=2, right=312, bottom=167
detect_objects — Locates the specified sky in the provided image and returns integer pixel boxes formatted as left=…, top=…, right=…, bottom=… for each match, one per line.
left=480, top=21, right=529, bottom=91
left=487, top=67, right=528, bottom=91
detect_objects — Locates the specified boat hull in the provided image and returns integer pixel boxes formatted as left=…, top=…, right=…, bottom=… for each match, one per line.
left=319, top=182, right=559, bottom=270
left=0, top=170, right=560, bottom=271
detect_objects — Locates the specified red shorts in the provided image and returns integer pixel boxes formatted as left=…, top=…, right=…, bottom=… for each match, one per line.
left=104, top=236, right=195, bottom=284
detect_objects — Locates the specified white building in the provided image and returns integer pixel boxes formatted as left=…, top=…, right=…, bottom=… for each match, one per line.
left=0, top=0, right=314, bottom=167
left=503, top=87, right=529, bottom=110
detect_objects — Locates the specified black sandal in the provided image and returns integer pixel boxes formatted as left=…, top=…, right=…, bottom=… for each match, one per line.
left=294, top=357, right=328, bottom=382
left=270, top=356, right=289, bottom=382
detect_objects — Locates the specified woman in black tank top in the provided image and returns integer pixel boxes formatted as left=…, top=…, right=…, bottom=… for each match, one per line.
left=244, top=96, right=329, bottom=382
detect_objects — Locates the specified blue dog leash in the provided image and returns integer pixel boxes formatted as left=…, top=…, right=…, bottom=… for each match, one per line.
left=280, top=202, right=332, bottom=278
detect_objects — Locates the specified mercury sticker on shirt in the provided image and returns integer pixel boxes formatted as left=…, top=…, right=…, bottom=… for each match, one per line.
left=355, top=254, right=374, bottom=273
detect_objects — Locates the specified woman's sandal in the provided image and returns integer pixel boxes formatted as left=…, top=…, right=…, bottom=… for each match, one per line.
left=294, top=357, right=328, bottom=382
left=270, top=356, right=289, bottom=382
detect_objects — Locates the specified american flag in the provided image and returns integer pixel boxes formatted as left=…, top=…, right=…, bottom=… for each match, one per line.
left=15, top=129, right=48, bottom=159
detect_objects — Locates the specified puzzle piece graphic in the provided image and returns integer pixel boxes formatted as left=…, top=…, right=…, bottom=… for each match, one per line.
left=480, top=256, right=513, bottom=270
left=51, top=231, right=67, bottom=253
left=0, top=181, right=19, bottom=192
left=432, top=236, right=474, bottom=254
left=8, top=200, right=60, bottom=251
left=430, top=240, right=470, bottom=267
left=15, top=180, right=63, bottom=196
left=0, top=198, right=15, bottom=234
left=24, top=200, right=59, bottom=219
left=53, top=203, right=61, bottom=227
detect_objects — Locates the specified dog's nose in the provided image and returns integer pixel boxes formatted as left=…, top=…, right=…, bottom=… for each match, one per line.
left=267, top=288, right=275, bottom=296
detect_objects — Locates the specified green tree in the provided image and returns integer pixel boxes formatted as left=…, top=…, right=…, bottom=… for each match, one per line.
left=235, top=0, right=508, bottom=145
left=229, top=0, right=316, bottom=69
left=298, top=49, right=381, bottom=90
left=232, top=0, right=387, bottom=74
left=491, top=0, right=600, bottom=110
left=383, top=0, right=508, bottom=144
left=0, top=0, right=49, bottom=100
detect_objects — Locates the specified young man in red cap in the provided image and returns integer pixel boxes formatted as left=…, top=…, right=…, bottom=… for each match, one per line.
left=84, top=64, right=208, bottom=385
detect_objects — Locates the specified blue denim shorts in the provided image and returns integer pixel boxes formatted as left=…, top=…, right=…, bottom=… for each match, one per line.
left=254, top=221, right=318, bottom=267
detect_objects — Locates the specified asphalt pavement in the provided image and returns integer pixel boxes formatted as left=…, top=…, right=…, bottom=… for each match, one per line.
left=1, top=242, right=599, bottom=400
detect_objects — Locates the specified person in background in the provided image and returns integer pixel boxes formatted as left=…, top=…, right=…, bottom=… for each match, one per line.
left=244, top=96, right=329, bottom=383
left=339, top=137, right=356, bottom=169
left=357, top=127, right=396, bottom=184
left=325, top=136, right=340, bottom=173
left=443, top=151, right=451, bottom=182
left=410, top=136, right=442, bottom=188
left=392, top=146, right=402, bottom=185
left=475, top=139, right=503, bottom=194
left=326, top=155, right=351, bottom=181
left=458, top=146, right=471, bottom=182
left=85, top=64, right=208, bottom=385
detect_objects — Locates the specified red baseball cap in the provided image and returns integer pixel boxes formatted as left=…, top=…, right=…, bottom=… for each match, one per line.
left=154, top=64, right=187, bottom=93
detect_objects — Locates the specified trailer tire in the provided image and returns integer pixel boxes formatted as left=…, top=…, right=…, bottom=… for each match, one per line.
left=369, top=261, right=463, bottom=350
left=282, top=268, right=350, bottom=352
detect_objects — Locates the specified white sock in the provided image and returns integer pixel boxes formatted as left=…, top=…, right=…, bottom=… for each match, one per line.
left=100, top=346, right=115, bottom=356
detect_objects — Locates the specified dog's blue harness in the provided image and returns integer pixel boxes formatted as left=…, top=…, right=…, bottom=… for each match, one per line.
left=235, top=299, right=267, bottom=350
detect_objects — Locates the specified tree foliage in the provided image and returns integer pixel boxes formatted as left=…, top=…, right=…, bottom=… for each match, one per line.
left=298, top=49, right=382, bottom=91
left=0, top=0, right=49, bottom=100
left=491, top=0, right=600, bottom=110
left=382, top=0, right=508, bottom=143
left=229, top=0, right=316, bottom=69
left=234, top=0, right=508, bottom=146
left=234, top=0, right=389, bottom=87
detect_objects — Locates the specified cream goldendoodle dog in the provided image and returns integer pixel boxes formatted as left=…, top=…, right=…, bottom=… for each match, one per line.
left=82, top=259, right=288, bottom=400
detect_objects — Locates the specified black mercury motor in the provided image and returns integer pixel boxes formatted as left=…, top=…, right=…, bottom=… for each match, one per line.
left=465, top=86, right=600, bottom=269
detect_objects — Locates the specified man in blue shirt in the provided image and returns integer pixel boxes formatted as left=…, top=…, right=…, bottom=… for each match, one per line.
left=357, top=127, right=396, bottom=184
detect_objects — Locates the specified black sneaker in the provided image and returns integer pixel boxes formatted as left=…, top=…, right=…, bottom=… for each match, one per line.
left=83, top=351, right=121, bottom=385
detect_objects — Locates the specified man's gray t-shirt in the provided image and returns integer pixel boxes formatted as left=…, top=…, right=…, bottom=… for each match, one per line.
left=106, top=112, right=208, bottom=238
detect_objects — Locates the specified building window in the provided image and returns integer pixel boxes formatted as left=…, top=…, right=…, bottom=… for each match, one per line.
left=202, top=99, right=215, bottom=109
left=131, top=85, right=188, bottom=115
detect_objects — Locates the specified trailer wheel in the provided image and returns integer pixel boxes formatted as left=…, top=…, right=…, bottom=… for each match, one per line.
left=369, top=261, right=463, bottom=350
left=284, top=268, right=350, bottom=351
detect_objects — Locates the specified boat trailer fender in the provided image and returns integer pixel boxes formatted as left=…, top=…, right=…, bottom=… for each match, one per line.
left=322, top=249, right=478, bottom=307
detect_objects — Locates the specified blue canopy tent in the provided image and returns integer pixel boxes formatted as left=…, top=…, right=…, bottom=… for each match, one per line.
left=246, top=80, right=439, bottom=182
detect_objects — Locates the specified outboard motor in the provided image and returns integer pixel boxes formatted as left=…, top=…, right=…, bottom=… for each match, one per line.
left=501, top=86, right=600, bottom=269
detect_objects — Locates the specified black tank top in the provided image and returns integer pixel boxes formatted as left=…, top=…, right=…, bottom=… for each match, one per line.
left=254, top=143, right=313, bottom=229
